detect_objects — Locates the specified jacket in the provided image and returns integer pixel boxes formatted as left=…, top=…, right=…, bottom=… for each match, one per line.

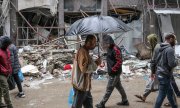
left=9, top=44, right=21, bottom=74
left=0, top=49, right=12, bottom=76
left=156, top=43, right=178, bottom=77
left=106, top=45, right=122, bottom=76
left=72, top=46, right=97, bottom=91
left=150, top=44, right=160, bottom=74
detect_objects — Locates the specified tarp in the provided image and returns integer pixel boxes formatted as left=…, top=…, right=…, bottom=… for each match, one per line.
left=18, top=0, right=58, bottom=15
left=114, top=19, right=143, bottom=53
left=153, top=9, right=180, bottom=43
left=158, top=14, right=174, bottom=41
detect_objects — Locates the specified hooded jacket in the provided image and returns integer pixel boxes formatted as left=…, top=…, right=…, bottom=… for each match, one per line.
left=147, top=34, right=160, bottom=74
left=147, top=34, right=158, bottom=54
left=0, top=36, right=12, bottom=76
left=103, top=35, right=122, bottom=76
left=9, top=44, right=21, bottom=74
left=156, top=43, right=178, bottom=77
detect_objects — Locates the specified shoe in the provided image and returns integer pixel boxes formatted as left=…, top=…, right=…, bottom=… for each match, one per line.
left=7, top=104, right=13, bottom=108
left=16, top=92, right=25, bottom=98
left=117, top=100, right=129, bottom=106
left=0, top=103, right=7, bottom=107
left=95, top=103, right=105, bottom=108
left=134, top=95, right=146, bottom=102
left=164, top=102, right=171, bottom=107
left=177, top=92, right=180, bottom=98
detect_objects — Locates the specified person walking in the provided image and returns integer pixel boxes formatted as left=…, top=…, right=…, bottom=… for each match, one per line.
left=71, top=35, right=101, bottom=108
left=135, top=34, right=180, bottom=104
left=96, top=35, right=129, bottom=108
left=0, top=36, right=13, bottom=108
left=9, top=44, right=25, bottom=98
left=154, top=34, right=178, bottom=108
left=135, top=34, right=160, bottom=101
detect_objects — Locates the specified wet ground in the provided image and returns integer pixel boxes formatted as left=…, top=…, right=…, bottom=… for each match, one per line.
left=10, top=77, right=180, bottom=108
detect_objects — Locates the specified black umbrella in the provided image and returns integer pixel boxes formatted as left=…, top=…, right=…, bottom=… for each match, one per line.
left=66, top=15, right=131, bottom=36
left=65, top=15, right=132, bottom=56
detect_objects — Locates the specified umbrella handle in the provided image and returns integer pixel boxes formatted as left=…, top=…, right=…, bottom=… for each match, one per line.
left=97, top=35, right=100, bottom=57
left=98, top=43, right=100, bottom=56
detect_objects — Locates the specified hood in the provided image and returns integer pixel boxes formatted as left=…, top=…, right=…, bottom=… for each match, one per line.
left=147, top=34, right=157, bottom=51
left=0, top=36, right=12, bottom=49
left=159, top=43, right=171, bottom=52
left=102, top=34, right=114, bottom=44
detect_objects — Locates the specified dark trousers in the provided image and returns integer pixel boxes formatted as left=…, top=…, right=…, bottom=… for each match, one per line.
left=13, top=73, right=23, bottom=92
left=99, top=75, right=127, bottom=105
left=143, top=76, right=180, bottom=98
left=171, top=76, right=180, bottom=96
left=154, top=75, right=177, bottom=108
left=72, top=88, right=93, bottom=108
left=0, top=75, right=13, bottom=108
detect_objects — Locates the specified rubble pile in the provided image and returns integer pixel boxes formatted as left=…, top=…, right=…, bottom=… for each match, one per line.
left=19, top=46, right=75, bottom=78
left=18, top=45, right=180, bottom=83
left=121, top=59, right=150, bottom=79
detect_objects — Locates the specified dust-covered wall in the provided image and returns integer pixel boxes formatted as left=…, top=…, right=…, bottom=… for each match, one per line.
left=64, top=0, right=101, bottom=12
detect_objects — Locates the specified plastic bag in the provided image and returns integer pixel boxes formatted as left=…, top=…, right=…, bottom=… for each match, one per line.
left=68, top=88, right=74, bottom=107
left=145, top=77, right=159, bottom=92
left=7, top=75, right=15, bottom=90
left=18, top=69, right=24, bottom=82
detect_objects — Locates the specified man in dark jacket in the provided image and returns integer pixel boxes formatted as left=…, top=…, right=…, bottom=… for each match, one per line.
left=0, top=36, right=13, bottom=108
left=9, top=44, right=25, bottom=98
left=96, top=35, right=129, bottom=108
left=154, top=34, right=178, bottom=108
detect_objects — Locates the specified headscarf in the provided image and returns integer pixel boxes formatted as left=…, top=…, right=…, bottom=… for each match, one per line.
left=147, top=34, right=158, bottom=53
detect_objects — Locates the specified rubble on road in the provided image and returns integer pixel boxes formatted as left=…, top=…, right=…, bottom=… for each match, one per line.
left=18, top=45, right=180, bottom=85
left=19, top=46, right=75, bottom=80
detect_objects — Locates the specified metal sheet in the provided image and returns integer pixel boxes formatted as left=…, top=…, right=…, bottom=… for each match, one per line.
left=154, top=9, right=180, bottom=14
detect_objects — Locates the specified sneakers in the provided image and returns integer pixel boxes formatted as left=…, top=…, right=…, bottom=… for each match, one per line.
left=95, top=103, right=105, bottom=108
left=16, top=92, right=25, bottom=98
left=117, top=100, right=129, bottom=106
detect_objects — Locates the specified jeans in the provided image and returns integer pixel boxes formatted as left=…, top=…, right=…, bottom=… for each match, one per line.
left=99, top=75, right=127, bottom=105
left=13, top=73, right=23, bottom=92
left=154, top=75, right=177, bottom=108
left=72, top=88, right=93, bottom=108
left=171, top=76, right=180, bottom=96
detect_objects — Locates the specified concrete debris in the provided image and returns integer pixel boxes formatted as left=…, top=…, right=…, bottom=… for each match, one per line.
left=21, top=65, right=40, bottom=77
left=19, top=46, right=75, bottom=79
left=19, top=44, right=180, bottom=89
left=134, top=43, right=151, bottom=60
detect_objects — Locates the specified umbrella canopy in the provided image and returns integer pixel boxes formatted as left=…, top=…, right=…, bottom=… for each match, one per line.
left=66, top=15, right=132, bottom=36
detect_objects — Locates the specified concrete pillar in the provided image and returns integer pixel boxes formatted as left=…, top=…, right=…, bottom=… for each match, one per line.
left=58, top=0, right=64, bottom=36
left=10, top=0, right=18, bottom=44
left=101, top=0, right=108, bottom=16
left=3, top=14, right=10, bottom=36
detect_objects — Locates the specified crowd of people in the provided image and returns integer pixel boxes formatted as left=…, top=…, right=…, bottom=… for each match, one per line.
left=71, top=33, right=180, bottom=108
left=0, top=36, right=25, bottom=108
left=0, top=33, right=179, bottom=108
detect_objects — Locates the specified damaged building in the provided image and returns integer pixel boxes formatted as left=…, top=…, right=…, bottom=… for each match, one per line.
left=0, top=0, right=180, bottom=54
left=144, top=0, right=180, bottom=43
